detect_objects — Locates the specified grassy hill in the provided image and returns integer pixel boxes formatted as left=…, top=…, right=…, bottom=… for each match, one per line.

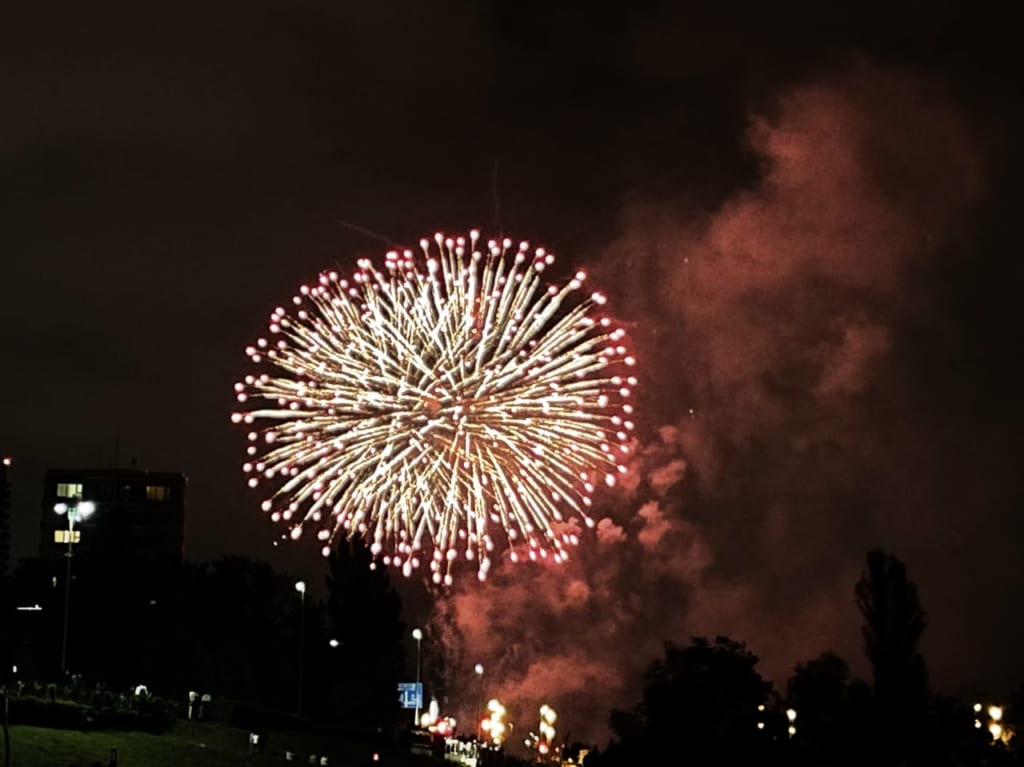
left=4, top=720, right=409, bottom=767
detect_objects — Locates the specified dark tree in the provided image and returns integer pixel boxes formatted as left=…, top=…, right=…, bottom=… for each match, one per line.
left=919, top=694, right=996, bottom=767
left=419, top=606, right=450, bottom=716
left=855, top=551, right=928, bottom=706
left=854, top=550, right=929, bottom=762
left=1009, top=681, right=1024, bottom=736
left=324, top=540, right=406, bottom=737
left=167, top=557, right=301, bottom=706
left=788, top=651, right=850, bottom=749
left=601, top=636, right=775, bottom=765
left=785, top=652, right=874, bottom=766
left=70, top=553, right=183, bottom=689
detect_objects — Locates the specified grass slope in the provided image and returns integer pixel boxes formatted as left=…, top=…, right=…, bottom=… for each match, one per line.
left=5, top=720, right=401, bottom=766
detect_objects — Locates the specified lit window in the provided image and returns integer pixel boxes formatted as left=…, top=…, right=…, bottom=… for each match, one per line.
left=146, top=485, right=170, bottom=501
left=54, top=530, right=81, bottom=544
left=56, top=483, right=83, bottom=499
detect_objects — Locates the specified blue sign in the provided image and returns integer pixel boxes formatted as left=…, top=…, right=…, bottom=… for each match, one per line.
left=398, top=682, right=423, bottom=710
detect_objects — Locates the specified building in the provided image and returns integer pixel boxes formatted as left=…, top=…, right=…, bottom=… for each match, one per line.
left=39, top=468, right=186, bottom=565
left=1, top=456, right=12, bottom=577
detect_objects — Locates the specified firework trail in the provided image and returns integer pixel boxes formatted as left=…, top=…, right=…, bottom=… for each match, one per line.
left=232, top=231, right=636, bottom=583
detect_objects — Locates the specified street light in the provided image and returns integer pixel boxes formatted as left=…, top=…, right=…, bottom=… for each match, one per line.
left=54, top=498, right=96, bottom=676
left=295, top=580, right=306, bottom=717
left=474, top=663, right=484, bottom=741
left=412, top=628, right=423, bottom=726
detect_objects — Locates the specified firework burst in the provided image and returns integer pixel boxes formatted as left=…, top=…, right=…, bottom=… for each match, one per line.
left=231, top=231, right=636, bottom=584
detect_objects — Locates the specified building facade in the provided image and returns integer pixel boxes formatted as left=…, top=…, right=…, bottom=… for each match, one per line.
left=39, top=468, right=186, bottom=565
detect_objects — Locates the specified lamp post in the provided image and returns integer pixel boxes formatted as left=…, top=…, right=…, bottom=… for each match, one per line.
left=54, top=498, right=95, bottom=676
left=295, top=580, right=306, bottom=717
left=412, top=628, right=423, bottom=727
left=474, top=663, right=484, bottom=742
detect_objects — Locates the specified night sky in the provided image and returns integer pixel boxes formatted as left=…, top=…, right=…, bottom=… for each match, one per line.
left=3, top=0, right=1023, bottom=743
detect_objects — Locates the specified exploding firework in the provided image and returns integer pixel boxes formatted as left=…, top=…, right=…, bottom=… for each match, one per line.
left=231, top=230, right=636, bottom=583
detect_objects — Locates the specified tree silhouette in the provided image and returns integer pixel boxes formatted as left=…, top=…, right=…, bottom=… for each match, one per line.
left=856, top=550, right=928, bottom=703
left=419, top=601, right=451, bottom=717
left=786, top=651, right=874, bottom=765
left=854, top=549, right=929, bottom=762
left=788, top=651, right=850, bottom=751
left=168, top=557, right=300, bottom=707
left=598, top=636, right=774, bottom=765
left=324, top=540, right=405, bottom=737
left=1009, top=681, right=1024, bottom=737
left=6, top=553, right=188, bottom=689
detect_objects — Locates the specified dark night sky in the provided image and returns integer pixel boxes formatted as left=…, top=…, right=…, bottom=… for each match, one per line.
left=3, top=0, right=1023, bottom=742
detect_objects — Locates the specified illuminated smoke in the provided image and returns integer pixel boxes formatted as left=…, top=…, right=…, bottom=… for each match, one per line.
left=438, top=67, right=983, bottom=745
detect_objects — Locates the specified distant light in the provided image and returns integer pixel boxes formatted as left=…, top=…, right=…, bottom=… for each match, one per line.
left=16, top=604, right=42, bottom=612
left=989, top=705, right=1003, bottom=722
left=55, top=500, right=96, bottom=518
left=757, top=722, right=765, bottom=730
left=412, top=628, right=423, bottom=641
left=11, top=665, right=16, bottom=673
left=295, top=580, right=306, bottom=594
left=788, top=725, right=797, bottom=737
left=786, top=708, right=797, bottom=723
left=990, top=723, right=1003, bottom=740
left=2, top=456, right=11, bottom=466
left=974, top=702, right=983, bottom=713
left=474, top=663, right=484, bottom=675
left=329, top=639, right=340, bottom=648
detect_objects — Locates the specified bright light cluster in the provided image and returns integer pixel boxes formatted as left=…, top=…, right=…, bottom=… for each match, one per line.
left=526, top=704, right=557, bottom=756
left=232, top=231, right=636, bottom=584
left=481, top=699, right=507, bottom=745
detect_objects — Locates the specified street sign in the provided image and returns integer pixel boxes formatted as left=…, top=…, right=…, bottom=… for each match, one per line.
left=397, top=682, right=423, bottom=710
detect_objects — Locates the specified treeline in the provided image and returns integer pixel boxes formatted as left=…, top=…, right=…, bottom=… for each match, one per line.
left=0, top=540, right=407, bottom=737
left=584, top=550, right=1024, bottom=767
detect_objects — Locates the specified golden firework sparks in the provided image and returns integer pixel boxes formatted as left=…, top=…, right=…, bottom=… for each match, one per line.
left=232, top=231, right=635, bottom=584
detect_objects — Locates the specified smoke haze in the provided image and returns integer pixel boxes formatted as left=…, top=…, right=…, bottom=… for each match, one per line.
left=435, top=64, right=991, bottom=746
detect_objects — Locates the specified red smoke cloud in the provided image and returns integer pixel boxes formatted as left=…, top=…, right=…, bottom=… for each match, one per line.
left=431, top=65, right=984, bottom=747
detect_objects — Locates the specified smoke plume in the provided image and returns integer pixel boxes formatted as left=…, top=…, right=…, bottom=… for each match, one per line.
left=435, top=65, right=983, bottom=747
